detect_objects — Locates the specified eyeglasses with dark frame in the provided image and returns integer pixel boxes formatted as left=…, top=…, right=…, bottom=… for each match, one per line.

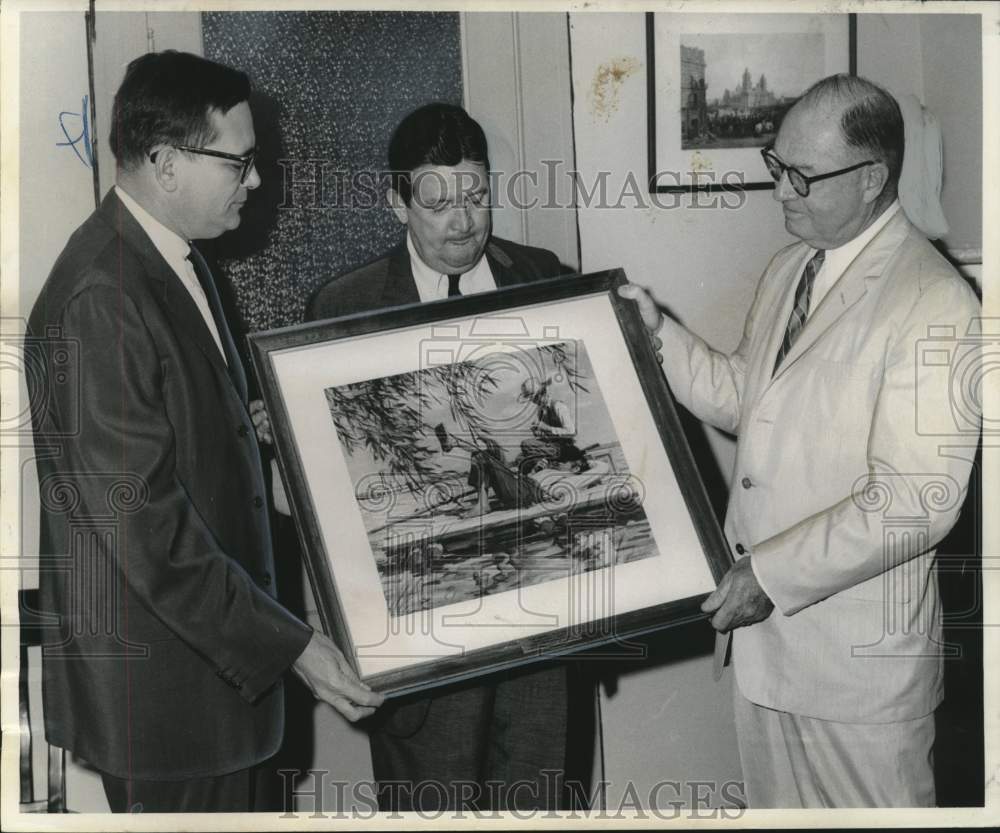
left=149, top=145, right=258, bottom=185
left=760, top=145, right=876, bottom=198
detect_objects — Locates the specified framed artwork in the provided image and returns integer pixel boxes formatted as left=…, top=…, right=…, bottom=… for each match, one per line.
left=647, top=11, right=856, bottom=193
left=249, top=271, right=732, bottom=696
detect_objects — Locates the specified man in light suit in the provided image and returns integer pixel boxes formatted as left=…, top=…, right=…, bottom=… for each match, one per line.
left=28, top=50, right=381, bottom=813
left=622, top=74, right=980, bottom=807
left=307, top=103, right=583, bottom=813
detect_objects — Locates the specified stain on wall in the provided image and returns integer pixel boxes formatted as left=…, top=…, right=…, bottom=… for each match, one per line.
left=201, top=11, right=463, bottom=332
left=588, top=56, right=640, bottom=121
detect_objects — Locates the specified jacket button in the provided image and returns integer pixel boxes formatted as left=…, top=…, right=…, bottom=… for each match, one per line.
left=254, top=496, right=264, bottom=508
left=238, top=424, right=249, bottom=437
left=262, top=572, right=272, bottom=587
left=735, top=543, right=746, bottom=555
left=741, top=477, right=752, bottom=489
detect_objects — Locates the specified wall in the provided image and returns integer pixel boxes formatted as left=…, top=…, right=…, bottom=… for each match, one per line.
left=567, top=9, right=985, bottom=808
left=202, top=11, right=465, bottom=332
left=462, top=12, right=579, bottom=269
left=17, top=12, right=97, bottom=317
left=857, top=14, right=983, bottom=259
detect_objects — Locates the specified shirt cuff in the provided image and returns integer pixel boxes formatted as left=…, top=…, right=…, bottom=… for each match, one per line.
left=748, top=552, right=781, bottom=615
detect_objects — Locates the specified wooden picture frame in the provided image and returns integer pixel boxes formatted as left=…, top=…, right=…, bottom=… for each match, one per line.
left=249, top=270, right=732, bottom=697
left=647, top=11, right=857, bottom=193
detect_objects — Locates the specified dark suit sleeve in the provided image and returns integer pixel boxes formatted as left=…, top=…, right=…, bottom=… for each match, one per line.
left=305, top=285, right=338, bottom=322
left=544, top=248, right=573, bottom=278
left=56, top=285, right=311, bottom=702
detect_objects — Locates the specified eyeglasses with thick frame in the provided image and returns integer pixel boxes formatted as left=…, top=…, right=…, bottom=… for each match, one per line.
left=760, top=145, right=876, bottom=198
left=149, top=145, right=258, bottom=185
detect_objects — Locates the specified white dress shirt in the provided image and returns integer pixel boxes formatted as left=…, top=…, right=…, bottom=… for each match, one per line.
left=114, top=185, right=227, bottom=363
left=406, top=233, right=497, bottom=302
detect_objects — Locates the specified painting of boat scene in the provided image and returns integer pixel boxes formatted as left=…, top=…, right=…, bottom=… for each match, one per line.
left=324, top=340, right=661, bottom=617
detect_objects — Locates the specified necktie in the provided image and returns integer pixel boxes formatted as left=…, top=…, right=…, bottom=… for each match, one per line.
left=187, top=245, right=248, bottom=403
left=447, top=273, right=462, bottom=297
left=773, top=249, right=825, bottom=375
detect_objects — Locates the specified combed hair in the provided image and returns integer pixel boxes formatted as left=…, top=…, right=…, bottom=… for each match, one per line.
left=109, top=50, right=251, bottom=172
left=798, top=74, right=904, bottom=188
left=388, top=103, right=490, bottom=204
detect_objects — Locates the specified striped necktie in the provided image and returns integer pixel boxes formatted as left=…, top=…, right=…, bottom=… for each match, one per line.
left=447, top=273, right=462, bottom=297
left=773, top=249, right=825, bottom=375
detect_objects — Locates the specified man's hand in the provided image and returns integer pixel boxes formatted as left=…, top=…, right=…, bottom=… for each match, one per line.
left=616, top=283, right=663, bottom=363
left=701, top=557, right=774, bottom=632
left=249, top=399, right=272, bottom=445
left=292, top=630, right=384, bottom=721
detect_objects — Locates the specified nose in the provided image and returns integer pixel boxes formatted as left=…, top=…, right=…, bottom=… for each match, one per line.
left=244, top=162, right=261, bottom=190
left=451, top=202, right=473, bottom=232
left=772, top=169, right=797, bottom=202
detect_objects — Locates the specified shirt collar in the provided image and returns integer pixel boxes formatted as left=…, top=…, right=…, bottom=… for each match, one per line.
left=406, top=233, right=443, bottom=301
left=816, top=199, right=901, bottom=277
left=115, top=184, right=191, bottom=265
left=406, top=232, right=493, bottom=301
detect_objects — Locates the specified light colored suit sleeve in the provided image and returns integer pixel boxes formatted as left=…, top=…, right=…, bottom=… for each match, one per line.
left=752, top=275, right=980, bottom=614
left=657, top=262, right=773, bottom=434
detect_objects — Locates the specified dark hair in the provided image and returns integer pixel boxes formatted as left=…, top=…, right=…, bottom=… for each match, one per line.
left=109, top=50, right=251, bottom=172
left=388, top=103, right=490, bottom=204
left=799, top=74, right=904, bottom=192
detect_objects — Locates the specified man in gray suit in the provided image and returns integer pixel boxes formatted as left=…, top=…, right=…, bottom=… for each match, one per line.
left=307, top=103, right=583, bottom=813
left=29, top=50, right=382, bottom=814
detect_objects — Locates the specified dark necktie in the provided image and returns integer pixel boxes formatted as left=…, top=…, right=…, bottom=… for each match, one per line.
left=447, top=273, right=462, bottom=297
left=186, top=245, right=248, bottom=403
left=773, top=249, right=825, bottom=375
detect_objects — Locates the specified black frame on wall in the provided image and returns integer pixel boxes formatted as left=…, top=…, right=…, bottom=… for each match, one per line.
left=646, top=11, right=857, bottom=194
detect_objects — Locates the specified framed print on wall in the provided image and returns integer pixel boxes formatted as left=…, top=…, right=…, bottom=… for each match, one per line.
left=249, top=271, right=732, bottom=697
left=647, top=11, right=857, bottom=193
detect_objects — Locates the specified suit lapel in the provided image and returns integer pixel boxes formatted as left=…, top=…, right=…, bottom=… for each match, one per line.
left=769, top=210, right=912, bottom=382
left=486, top=240, right=517, bottom=287
left=98, top=191, right=236, bottom=394
left=377, top=243, right=421, bottom=308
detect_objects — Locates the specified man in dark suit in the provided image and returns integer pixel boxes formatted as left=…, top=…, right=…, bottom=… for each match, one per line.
left=28, top=50, right=382, bottom=814
left=308, top=103, right=562, bottom=319
left=307, top=103, right=582, bottom=812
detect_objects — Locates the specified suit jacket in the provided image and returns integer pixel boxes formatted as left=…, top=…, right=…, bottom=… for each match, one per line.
left=659, top=210, right=979, bottom=723
left=307, top=235, right=567, bottom=740
left=28, top=190, right=313, bottom=780
left=308, top=235, right=565, bottom=321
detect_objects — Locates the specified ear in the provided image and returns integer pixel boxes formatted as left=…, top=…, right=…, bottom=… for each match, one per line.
left=387, top=187, right=409, bottom=225
left=860, top=161, right=889, bottom=205
left=150, top=145, right=180, bottom=193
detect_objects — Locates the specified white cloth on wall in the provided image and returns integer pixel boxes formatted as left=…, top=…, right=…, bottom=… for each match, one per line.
left=897, top=93, right=949, bottom=239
